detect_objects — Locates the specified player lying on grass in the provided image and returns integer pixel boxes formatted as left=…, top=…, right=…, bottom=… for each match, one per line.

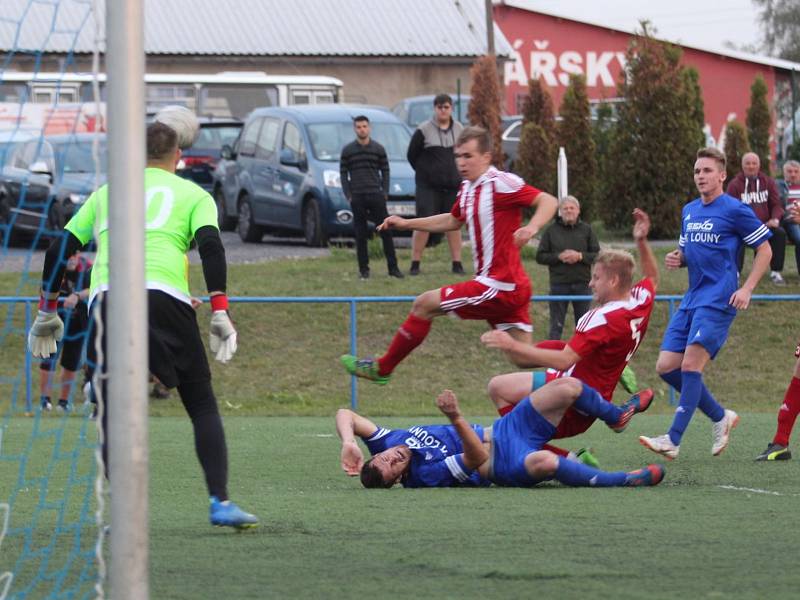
left=340, top=125, right=557, bottom=385
left=480, top=208, right=657, bottom=463
left=336, top=379, right=662, bottom=489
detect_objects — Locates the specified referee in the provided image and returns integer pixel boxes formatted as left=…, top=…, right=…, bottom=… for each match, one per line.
left=28, top=119, right=258, bottom=529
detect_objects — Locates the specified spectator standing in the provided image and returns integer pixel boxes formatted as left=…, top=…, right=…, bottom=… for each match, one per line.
left=726, top=152, right=786, bottom=284
left=340, top=115, right=403, bottom=280
left=39, top=251, right=92, bottom=412
left=779, top=159, right=800, bottom=277
left=535, top=196, right=599, bottom=340
left=406, top=94, right=465, bottom=276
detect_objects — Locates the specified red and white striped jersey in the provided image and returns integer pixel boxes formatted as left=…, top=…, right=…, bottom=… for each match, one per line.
left=451, top=167, right=541, bottom=291
left=565, top=278, right=656, bottom=402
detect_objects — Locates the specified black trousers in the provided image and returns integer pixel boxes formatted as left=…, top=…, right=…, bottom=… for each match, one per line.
left=548, top=282, right=592, bottom=340
left=351, top=191, right=398, bottom=272
left=86, top=290, right=229, bottom=500
left=736, top=226, right=786, bottom=272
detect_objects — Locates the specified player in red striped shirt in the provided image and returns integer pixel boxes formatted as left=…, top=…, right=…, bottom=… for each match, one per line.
left=341, top=126, right=557, bottom=384
left=481, top=209, right=657, bottom=453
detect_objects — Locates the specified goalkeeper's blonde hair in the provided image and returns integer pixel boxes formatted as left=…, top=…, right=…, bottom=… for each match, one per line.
left=595, top=249, right=635, bottom=290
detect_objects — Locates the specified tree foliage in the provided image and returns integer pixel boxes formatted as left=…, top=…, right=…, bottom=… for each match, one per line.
left=680, top=67, right=707, bottom=151
left=746, top=74, right=772, bottom=174
left=604, top=24, right=706, bottom=237
left=723, top=120, right=750, bottom=185
left=754, top=0, right=800, bottom=61
left=557, top=74, right=598, bottom=220
left=514, top=78, right=556, bottom=192
left=467, top=55, right=503, bottom=167
left=592, top=102, right=616, bottom=218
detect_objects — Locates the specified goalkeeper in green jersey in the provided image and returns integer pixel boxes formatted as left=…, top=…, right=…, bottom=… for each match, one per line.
left=28, top=118, right=257, bottom=530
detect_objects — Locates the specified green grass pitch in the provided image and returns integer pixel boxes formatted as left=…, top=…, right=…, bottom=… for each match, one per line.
left=2, top=414, right=799, bottom=599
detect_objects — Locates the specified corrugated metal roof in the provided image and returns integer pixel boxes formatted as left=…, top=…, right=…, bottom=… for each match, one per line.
left=0, top=0, right=511, bottom=58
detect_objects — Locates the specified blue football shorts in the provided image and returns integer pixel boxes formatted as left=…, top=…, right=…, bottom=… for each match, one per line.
left=489, top=397, right=557, bottom=487
left=660, top=306, right=736, bottom=359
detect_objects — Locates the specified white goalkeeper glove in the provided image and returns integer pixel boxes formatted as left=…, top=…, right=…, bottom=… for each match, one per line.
left=28, top=310, right=64, bottom=358
left=209, top=310, right=237, bottom=363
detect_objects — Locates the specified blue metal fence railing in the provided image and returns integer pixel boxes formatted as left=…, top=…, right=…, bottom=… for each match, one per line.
left=4, top=294, right=800, bottom=410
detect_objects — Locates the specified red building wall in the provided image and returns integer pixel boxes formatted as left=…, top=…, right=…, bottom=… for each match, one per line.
left=494, top=6, right=777, bottom=151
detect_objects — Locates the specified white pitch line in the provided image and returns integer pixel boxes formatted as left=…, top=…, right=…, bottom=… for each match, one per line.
left=717, top=485, right=783, bottom=496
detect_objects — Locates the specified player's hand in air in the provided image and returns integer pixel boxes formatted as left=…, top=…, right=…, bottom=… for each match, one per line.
left=340, top=440, right=365, bottom=476
left=209, top=310, right=237, bottom=363
left=436, top=389, right=462, bottom=420
left=512, top=225, right=537, bottom=248
left=665, top=249, right=684, bottom=270
left=28, top=310, right=64, bottom=358
left=377, top=215, right=406, bottom=232
left=481, top=329, right=515, bottom=351
left=632, top=208, right=651, bottom=240
left=729, top=287, right=753, bottom=310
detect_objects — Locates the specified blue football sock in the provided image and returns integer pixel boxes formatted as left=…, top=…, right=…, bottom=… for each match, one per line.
left=660, top=368, right=724, bottom=422
left=667, top=370, right=704, bottom=445
left=572, top=382, right=622, bottom=425
left=555, top=457, right=627, bottom=487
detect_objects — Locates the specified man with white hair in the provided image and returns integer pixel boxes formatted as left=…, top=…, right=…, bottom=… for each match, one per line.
left=535, top=195, right=600, bottom=340
left=726, top=151, right=785, bottom=284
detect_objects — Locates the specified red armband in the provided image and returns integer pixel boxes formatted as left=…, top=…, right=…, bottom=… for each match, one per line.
left=38, top=296, right=58, bottom=312
left=209, top=294, right=229, bottom=312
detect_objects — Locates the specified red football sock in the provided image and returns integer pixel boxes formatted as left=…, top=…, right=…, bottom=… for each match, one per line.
left=498, top=404, right=514, bottom=416
left=543, top=443, right=569, bottom=457
left=377, top=313, right=432, bottom=376
left=773, top=376, right=800, bottom=447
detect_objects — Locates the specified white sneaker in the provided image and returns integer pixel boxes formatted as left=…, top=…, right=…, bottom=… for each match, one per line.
left=639, top=434, right=680, bottom=460
left=711, top=409, right=739, bottom=456
left=770, top=271, right=786, bottom=286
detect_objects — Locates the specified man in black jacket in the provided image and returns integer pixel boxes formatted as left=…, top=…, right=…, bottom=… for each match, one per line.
left=406, top=94, right=464, bottom=275
left=340, top=115, right=403, bottom=279
left=536, top=196, right=600, bottom=340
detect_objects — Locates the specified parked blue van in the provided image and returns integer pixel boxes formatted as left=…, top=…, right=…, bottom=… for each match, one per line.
left=215, top=105, right=415, bottom=246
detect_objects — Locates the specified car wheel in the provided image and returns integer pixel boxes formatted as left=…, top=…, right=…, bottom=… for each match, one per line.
left=302, top=197, right=327, bottom=247
left=237, top=196, right=263, bottom=243
left=214, top=187, right=237, bottom=231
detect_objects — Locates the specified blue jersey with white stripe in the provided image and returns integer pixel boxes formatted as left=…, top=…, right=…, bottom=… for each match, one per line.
left=362, top=423, right=490, bottom=488
left=678, top=194, right=771, bottom=313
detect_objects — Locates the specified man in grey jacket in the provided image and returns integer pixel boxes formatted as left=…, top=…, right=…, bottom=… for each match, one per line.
left=536, top=196, right=600, bottom=340
left=406, top=94, right=465, bottom=275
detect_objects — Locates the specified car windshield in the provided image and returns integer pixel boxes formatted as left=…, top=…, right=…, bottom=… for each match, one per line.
left=52, top=141, right=108, bottom=174
left=193, top=125, right=242, bottom=151
left=307, top=122, right=411, bottom=162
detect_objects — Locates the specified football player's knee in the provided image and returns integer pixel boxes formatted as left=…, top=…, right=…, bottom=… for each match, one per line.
left=526, top=450, right=558, bottom=477
left=556, top=376, right=583, bottom=399
left=410, top=290, right=438, bottom=317
left=486, top=376, right=504, bottom=404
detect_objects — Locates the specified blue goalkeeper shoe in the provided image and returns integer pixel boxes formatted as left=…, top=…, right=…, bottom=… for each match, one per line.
left=611, top=388, right=654, bottom=433
left=624, top=464, right=665, bottom=487
left=340, top=355, right=391, bottom=385
left=209, top=497, right=259, bottom=530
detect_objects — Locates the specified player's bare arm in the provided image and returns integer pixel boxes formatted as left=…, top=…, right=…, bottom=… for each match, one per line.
left=335, top=409, right=377, bottom=475
left=664, top=248, right=685, bottom=270
left=632, top=208, right=659, bottom=289
left=730, top=241, right=772, bottom=310
left=480, top=330, right=580, bottom=370
left=378, top=212, right=460, bottom=234
left=513, top=191, right=558, bottom=247
left=436, top=390, right=489, bottom=470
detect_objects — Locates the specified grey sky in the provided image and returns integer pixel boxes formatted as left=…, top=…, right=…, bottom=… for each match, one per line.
left=510, top=0, right=764, bottom=56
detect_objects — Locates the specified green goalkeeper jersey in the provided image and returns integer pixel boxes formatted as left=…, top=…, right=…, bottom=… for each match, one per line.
left=65, top=167, right=218, bottom=306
